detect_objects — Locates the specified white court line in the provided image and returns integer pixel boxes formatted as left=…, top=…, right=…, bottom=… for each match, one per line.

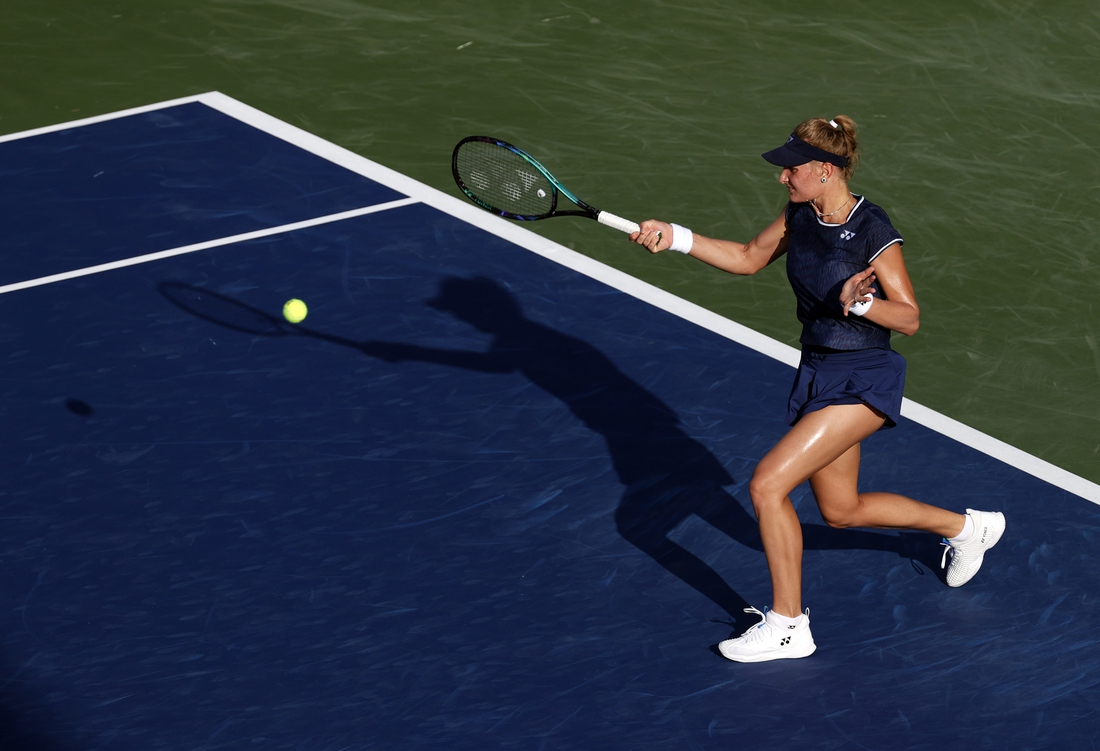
left=8, top=92, right=1100, bottom=505
left=0, top=198, right=418, bottom=296
left=0, top=94, right=214, bottom=144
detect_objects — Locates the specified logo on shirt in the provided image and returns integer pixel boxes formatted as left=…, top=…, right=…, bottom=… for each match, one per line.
left=839, top=230, right=856, bottom=241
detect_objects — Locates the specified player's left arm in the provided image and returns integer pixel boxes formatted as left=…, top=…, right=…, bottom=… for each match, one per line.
left=840, top=243, right=920, bottom=336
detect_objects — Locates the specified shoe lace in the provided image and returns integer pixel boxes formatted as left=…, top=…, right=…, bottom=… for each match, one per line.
left=734, top=606, right=769, bottom=642
left=940, top=538, right=952, bottom=569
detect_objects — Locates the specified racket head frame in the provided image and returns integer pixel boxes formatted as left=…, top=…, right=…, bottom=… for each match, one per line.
left=451, top=136, right=597, bottom=222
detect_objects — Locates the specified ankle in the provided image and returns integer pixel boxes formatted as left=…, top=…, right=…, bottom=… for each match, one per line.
left=766, top=609, right=804, bottom=628
left=948, top=513, right=974, bottom=543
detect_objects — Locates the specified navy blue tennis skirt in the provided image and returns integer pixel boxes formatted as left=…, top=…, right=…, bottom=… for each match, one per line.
left=786, top=346, right=907, bottom=429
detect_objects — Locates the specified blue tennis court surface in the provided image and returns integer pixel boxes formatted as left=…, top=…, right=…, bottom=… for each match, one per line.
left=2, top=94, right=1099, bottom=750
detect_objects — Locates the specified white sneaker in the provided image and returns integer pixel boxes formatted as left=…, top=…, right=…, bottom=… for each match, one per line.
left=941, top=509, right=1006, bottom=587
left=718, top=607, right=816, bottom=663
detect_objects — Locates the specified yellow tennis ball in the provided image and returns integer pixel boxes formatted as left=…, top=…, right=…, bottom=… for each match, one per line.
left=282, top=298, right=308, bottom=324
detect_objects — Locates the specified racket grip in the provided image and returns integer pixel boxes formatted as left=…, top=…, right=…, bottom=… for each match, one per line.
left=597, top=211, right=640, bottom=235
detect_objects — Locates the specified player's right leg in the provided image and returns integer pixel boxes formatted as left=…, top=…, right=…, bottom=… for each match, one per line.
left=809, top=444, right=1005, bottom=587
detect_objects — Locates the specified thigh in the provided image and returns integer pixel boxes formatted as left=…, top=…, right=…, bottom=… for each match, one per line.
left=808, top=442, right=862, bottom=521
left=754, top=403, right=885, bottom=500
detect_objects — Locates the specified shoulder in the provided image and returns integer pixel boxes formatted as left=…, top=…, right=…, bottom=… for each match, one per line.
left=850, top=196, right=903, bottom=258
left=851, top=197, right=898, bottom=231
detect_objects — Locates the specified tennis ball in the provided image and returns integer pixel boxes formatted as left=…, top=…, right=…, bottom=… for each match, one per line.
left=282, top=298, right=308, bottom=324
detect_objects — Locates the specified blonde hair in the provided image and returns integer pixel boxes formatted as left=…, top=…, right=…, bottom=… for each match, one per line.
left=794, top=116, right=859, bottom=181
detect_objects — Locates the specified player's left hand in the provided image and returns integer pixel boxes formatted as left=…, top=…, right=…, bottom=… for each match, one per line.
left=840, top=266, right=877, bottom=315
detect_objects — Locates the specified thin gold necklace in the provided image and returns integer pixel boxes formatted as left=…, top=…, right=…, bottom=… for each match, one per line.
left=814, top=194, right=852, bottom=219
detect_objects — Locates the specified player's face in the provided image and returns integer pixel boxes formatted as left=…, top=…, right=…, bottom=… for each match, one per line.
left=778, top=162, right=824, bottom=203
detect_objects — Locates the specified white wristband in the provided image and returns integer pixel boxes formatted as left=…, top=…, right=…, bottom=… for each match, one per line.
left=668, top=223, right=694, bottom=254
left=849, top=296, right=874, bottom=316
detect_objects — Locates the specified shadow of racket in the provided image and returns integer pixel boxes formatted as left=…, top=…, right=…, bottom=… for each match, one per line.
left=159, top=282, right=362, bottom=350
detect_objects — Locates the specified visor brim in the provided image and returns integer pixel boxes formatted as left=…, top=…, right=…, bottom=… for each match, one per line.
left=761, top=145, right=814, bottom=168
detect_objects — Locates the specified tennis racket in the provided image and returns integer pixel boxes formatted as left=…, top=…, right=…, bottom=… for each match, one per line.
left=452, top=136, right=640, bottom=234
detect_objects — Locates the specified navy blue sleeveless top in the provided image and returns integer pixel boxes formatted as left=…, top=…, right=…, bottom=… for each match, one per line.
left=784, top=195, right=903, bottom=350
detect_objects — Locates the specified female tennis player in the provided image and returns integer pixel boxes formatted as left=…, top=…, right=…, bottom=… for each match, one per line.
left=630, top=116, right=1005, bottom=663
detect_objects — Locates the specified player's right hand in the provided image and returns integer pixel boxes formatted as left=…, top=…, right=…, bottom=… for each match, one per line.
left=630, top=220, right=673, bottom=254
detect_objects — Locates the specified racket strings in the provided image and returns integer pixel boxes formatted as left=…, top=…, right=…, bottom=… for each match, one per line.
left=454, top=141, right=556, bottom=218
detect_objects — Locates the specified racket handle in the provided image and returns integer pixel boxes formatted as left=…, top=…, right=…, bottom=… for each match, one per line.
left=596, top=211, right=640, bottom=235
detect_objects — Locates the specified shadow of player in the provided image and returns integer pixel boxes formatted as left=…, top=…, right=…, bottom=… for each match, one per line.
left=357, top=277, right=947, bottom=626
left=160, top=278, right=942, bottom=632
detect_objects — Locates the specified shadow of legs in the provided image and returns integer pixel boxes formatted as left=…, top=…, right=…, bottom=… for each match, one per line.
left=616, top=477, right=948, bottom=630
left=615, top=481, right=762, bottom=629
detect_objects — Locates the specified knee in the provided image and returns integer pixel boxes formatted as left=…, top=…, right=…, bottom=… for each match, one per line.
left=748, top=468, right=789, bottom=515
left=820, top=508, right=856, bottom=529
left=818, top=497, right=863, bottom=529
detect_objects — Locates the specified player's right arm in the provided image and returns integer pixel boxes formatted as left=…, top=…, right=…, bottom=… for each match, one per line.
left=631, top=211, right=789, bottom=276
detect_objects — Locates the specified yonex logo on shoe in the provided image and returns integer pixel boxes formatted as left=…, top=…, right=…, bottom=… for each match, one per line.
left=780, top=637, right=791, bottom=646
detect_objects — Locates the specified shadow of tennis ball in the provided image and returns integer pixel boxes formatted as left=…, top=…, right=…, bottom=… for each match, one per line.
left=66, top=399, right=94, bottom=417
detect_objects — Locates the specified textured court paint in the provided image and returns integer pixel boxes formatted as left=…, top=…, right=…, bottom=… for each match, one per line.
left=10, top=96, right=1099, bottom=505
left=1, top=107, right=1100, bottom=749
left=1, top=200, right=1099, bottom=749
left=3, top=1, right=1098, bottom=484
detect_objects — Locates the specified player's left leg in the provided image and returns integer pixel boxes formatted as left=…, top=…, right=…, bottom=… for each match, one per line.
left=720, top=403, right=882, bottom=663
left=747, top=403, right=888, bottom=619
